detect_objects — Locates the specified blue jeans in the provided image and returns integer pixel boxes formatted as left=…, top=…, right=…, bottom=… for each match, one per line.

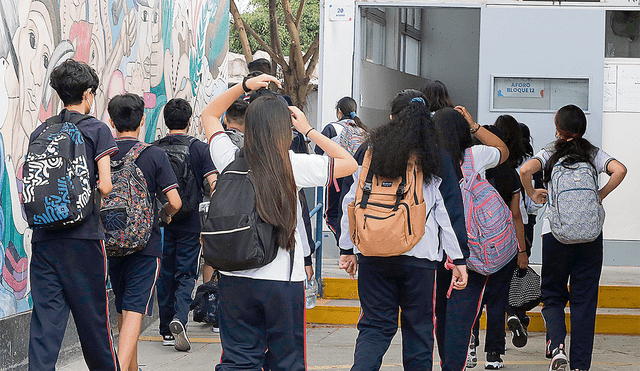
left=157, top=229, right=201, bottom=334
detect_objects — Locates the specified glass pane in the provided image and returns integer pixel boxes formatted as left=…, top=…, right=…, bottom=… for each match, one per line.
left=605, top=11, right=640, bottom=58
left=405, top=37, right=420, bottom=76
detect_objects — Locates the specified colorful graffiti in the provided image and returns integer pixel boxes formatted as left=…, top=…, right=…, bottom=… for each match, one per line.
left=0, top=0, right=229, bottom=317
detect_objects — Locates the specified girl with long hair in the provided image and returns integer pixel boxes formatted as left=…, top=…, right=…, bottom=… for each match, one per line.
left=432, top=106, right=510, bottom=371
left=420, top=80, right=454, bottom=113
left=201, top=74, right=357, bottom=370
left=520, top=104, right=626, bottom=371
left=338, top=89, right=468, bottom=370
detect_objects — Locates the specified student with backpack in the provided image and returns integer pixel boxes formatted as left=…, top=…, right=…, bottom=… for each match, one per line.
left=201, top=73, right=357, bottom=370
left=24, top=59, right=120, bottom=371
left=431, top=107, right=511, bottom=371
left=469, top=119, right=529, bottom=369
left=520, top=104, right=626, bottom=371
left=105, top=93, right=181, bottom=371
left=315, top=97, right=367, bottom=241
left=223, top=99, right=248, bottom=147
left=338, top=90, right=468, bottom=370
left=153, top=98, right=217, bottom=351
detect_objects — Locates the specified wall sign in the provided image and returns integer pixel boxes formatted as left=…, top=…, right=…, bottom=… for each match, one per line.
left=495, top=78, right=544, bottom=98
left=328, top=2, right=353, bottom=21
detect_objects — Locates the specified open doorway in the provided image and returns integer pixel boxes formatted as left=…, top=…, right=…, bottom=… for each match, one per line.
left=355, top=6, right=481, bottom=128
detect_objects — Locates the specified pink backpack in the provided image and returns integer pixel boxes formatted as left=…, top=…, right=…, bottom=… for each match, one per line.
left=460, top=148, right=518, bottom=275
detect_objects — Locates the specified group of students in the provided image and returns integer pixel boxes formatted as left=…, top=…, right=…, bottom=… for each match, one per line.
left=24, top=57, right=626, bottom=371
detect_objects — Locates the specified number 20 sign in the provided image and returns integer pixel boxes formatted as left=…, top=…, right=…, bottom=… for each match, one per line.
left=329, top=3, right=354, bottom=21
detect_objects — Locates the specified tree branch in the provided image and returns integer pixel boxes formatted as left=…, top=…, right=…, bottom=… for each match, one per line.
left=303, top=35, right=319, bottom=64
left=243, top=21, right=288, bottom=68
left=229, top=0, right=253, bottom=63
left=295, top=0, right=307, bottom=29
left=280, top=0, right=306, bottom=79
left=268, top=0, right=284, bottom=68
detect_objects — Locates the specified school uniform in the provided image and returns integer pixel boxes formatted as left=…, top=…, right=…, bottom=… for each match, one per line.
left=107, top=138, right=178, bottom=317
left=156, top=134, right=216, bottom=335
left=438, top=145, right=502, bottom=371
left=209, top=131, right=334, bottom=371
left=339, top=146, right=467, bottom=371
left=471, top=164, right=522, bottom=355
left=534, top=145, right=614, bottom=371
left=28, top=110, right=120, bottom=371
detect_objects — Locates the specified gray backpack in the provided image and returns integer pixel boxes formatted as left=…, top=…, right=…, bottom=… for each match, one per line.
left=547, top=158, right=605, bottom=244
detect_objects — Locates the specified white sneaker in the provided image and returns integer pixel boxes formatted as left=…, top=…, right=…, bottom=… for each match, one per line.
left=169, top=319, right=191, bottom=352
left=212, top=326, right=220, bottom=333
left=549, top=345, right=568, bottom=371
left=466, top=335, right=477, bottom=368
left=162, top=334, right=175, bottom=346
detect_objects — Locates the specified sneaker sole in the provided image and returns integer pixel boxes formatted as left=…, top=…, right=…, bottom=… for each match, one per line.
left=485, top=363, right=504, bottom=370
left=507, top=317, right=528, bottom=348
left=162, top=340, right=175, bottom=346
left=550, top=358, right=568, bottom=371
left=169, top=321, right=191, bottom=352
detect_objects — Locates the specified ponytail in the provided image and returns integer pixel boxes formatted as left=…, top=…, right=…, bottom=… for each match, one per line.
left=336, top=96, right=368, bottom=131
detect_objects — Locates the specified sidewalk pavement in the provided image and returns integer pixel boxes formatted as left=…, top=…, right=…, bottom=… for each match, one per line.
left=59, top=318, right=640, bottom=371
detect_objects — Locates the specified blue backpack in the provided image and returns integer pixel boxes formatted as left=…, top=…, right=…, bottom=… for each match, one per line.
left=22, top=110, right=94, bottom=230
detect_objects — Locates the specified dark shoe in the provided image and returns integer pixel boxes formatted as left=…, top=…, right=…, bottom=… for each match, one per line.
left=485, top=352, right=504, bottom=369
left=507, top=315, right=528, bottom=348
left=162, top=334, right=175, bottom=346
left=169, top=319, right=191, bottom=351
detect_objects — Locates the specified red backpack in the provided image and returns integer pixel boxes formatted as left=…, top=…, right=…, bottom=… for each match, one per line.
left=460, top=148, right=518, bottom=275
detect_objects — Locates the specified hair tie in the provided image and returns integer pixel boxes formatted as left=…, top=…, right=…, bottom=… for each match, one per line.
left=349, top=112, right=356, bottom=119
left=410, top=97, right=426, bottom=105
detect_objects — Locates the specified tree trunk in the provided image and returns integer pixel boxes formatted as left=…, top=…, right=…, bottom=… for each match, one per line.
left=229, top=0, right=253, bottom=63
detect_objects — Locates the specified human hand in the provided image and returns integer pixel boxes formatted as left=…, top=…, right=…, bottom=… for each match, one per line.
left=517, top=251, right=529, bottom=270
left=338, top=254, right=358, bottom=280
left=454, top=105, right=475, bottom=128
left=245, top=74, right=281, bottom=92
left=531, top=188, right=548, bottom=205
left=288, top=106, right=311, bottom=134
left=305, top=265, right=314, bottom=280
left=450, top=264, right=468, bottom=290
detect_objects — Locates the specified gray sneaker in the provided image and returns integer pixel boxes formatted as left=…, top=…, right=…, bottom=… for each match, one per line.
left=169, top=319, right=191, bottom=352
left=549, top=345, right=568, bottom=371
left=466, top=335, right=477, bottom=368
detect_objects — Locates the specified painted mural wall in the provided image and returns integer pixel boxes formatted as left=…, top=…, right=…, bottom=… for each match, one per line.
left=0, top=0, right=229, bottom=317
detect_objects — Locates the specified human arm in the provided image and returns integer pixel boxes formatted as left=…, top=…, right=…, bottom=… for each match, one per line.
left=201, top=74, right=280, bottom=140
left=510, top=191, right=528, bottom=269
left=96, top=155, right=113, bottom=197
left=206, top=173, right=218, bottom=193
left=599, top=159, right=627, bottom=201
left=289, top=106, right=357, bottom=179
left=455, top=106, right=509, bottom=164
left=519, top=158, right=548, bottom=204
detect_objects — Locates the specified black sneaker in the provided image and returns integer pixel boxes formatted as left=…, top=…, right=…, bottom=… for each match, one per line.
left=169, top=319, right=191, bottom=352
left=548, top=345, right=568, bottom=371
left=485, top=352, right=504, bottom=369
left=507, top=315, right=528, bottom=348
left=162, top=334, right=175, bottom=346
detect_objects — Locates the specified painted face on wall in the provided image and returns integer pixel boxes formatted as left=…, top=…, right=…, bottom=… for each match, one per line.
left=13, top=1, right=54, bottom=166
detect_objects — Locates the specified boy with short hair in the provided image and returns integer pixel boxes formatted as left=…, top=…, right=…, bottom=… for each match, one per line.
left=27, top=59, right=120, bottom=371
left=107, top=93, right=181, bottom=370
left=223, top=99, right=248, bottom=148
left=155, top=98, right=216, bottom=351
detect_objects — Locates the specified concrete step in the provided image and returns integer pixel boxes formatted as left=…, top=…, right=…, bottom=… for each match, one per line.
left=322, top=277, right=640, bottom=309
left=307, top=299, right=640, bottom=335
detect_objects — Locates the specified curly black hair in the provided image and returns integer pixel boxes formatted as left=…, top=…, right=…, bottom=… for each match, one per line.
left=368, top=89, right=440, bottom=183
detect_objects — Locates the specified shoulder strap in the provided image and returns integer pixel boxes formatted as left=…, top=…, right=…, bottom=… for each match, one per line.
left=123, top=142, right=150, bottom=164
left=359, top=150, right=373, bottom=208
left=461, top=147, right=475, bottom=178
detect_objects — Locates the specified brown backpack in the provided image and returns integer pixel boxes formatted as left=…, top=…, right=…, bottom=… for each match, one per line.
left=347, top=149, right=427, bottom=256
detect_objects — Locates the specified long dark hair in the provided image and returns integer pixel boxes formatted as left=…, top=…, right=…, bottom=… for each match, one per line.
left=336, top=96, right=367, bottom=131
left=494, top=115, right=526, bottom=169
left=369, top=89, right=440, bottom=182
left=520, top=122, right=534, bottom=158
left=432, top=107, right=472, bottom=178
left=543, top=104, right=597, bottom=183
left=420, top=80, right=454, bottom=112
left=243, top=96, right=298, bottom=251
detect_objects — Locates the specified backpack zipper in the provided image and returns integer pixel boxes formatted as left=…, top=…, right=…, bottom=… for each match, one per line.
left=363, top=213, right=395, bottom=229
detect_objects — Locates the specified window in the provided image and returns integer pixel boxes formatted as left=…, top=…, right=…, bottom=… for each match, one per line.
left=606, top=11, right=640, bottom=58
left=399, top=8, right=421, bottom=76
left=362, top=8, right=386, bottom=66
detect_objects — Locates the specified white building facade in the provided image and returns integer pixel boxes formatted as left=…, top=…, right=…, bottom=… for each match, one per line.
left=317, top=1, right=640, bottom=265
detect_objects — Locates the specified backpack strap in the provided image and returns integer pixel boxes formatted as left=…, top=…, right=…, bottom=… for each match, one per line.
left=360, top=167, right=374, bottom=209
left=123, top=142, right=150, bottom=164
left=461, top=147, right=475, bottom=178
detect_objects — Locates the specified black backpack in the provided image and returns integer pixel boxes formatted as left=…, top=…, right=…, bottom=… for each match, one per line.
left=153, top=135, right=200, bottom=222
left=201, top=152, right=292, bottom=272
left=22, top=110, right=94, bottom=230
left=190, top=276, right=220, bottom=325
